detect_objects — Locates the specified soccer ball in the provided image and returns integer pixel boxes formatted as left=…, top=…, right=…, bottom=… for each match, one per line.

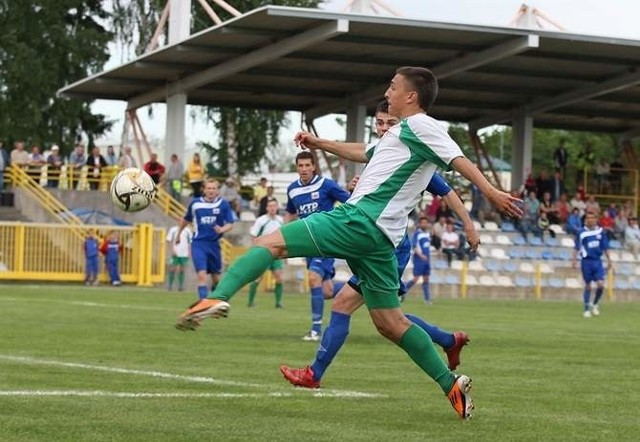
left=109, top=168, right=157, bottom=212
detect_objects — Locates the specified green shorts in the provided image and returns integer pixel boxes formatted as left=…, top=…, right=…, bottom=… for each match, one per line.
left=171, top=256, right=189, bottom=266
left=280, top=203, right=399, bottom=310
left=269, top=259, right=284, bottom=271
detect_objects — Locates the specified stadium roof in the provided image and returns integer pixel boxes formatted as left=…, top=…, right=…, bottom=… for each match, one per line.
left=59, top=6, right=640, bottom=134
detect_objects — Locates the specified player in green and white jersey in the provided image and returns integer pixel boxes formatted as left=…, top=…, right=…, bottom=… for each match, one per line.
left=166, top=224, right=192, bottom=291
left=176, top=66, right=523, bottom=420
left=247, top=199, right=285, bottom=308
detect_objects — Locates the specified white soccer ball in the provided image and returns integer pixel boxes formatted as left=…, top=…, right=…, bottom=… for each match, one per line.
left=109, top=168, right=157, bottom=212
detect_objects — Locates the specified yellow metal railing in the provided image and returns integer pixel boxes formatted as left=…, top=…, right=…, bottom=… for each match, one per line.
left=0, top=222, right=164, bottom=285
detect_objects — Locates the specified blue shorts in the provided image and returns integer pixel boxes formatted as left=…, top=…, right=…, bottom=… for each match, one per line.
left=306, top=257, right=335, bottom=281
left=412, top=256, right=431, bottom=277
left=191, top=240, right=222, bottom=274
left=581, top=259, right=604, bottom=284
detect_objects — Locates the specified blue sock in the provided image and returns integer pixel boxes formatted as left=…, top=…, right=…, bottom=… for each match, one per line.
left=422, top=282, right=430, bottom=302
left=405, top=313, right=454, bottom=349
left=311, top=287, right=324, bottom=334
left=583, top=288, right=592, bottom=310
left=594, top=287, right=604, bottom=305
left=332, top=282, right=345, bottom=298
left=197, top=285, right=208, bottom=300
left=405, top=280, right=415, bottom=291
left=311, top=311, right=351, bottom=381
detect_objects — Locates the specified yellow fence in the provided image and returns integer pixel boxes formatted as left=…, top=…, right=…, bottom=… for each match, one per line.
left=0, top=222, right=165, bottom=285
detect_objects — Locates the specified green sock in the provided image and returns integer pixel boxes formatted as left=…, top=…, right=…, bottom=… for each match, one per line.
left=177, top=271, right=184, bottom=289
left=248, top=282, right=258, bottom=306
left=274, top=282, right=283, bottom=306
left=211, top=247, right=274, bottom=302
left=168, top=271, right=175, bottom=288
left=399, top=324, right=455, bottom=394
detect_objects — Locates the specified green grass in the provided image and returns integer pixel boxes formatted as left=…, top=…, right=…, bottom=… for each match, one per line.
left=0, top=285, right=639, bottom=441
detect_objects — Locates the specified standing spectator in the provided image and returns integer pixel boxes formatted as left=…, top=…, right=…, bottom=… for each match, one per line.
left=84, top=229, right=100, bottom=286
left=584, top=195, right=601, bottom=216
left=570, top=192, right=586, bottom=217
left=27, top=145, right=46, bottom=182
left=68, top=144, right=86, bottom=189
left=165, top=154, right=184, bottom=200
left=624, top=216, right=640, bottom=258
left=86, top=147, right=107, bottom=190
left=523, top=172, right=537, bottom=195
left=187, top=153, right=205, bottom=197
left=0, top=141, right=10, bottom=190
left=253, top=177, right=268, bottom=210
left=100, top=230, right=122, bottom=286
left=553, top=139, right=569, bottom=178
left=219, top=178, right=241, bottom=217
left=10, top=141, right=29, bottom=168
left=565, top=208, right=583, bottom=236
left=46, top=145, right=63, bottom=188
left=550, top=171, right=565, bottom=202
left=441, top=222, right=460, bottom=267
left=105, top=145, right=118, bottom=166
left=143, top=153, right=165, bottom=185
left=118, top=146, right=137, bottom=169
left=535, top=170, right=552, bottom=201
left=258, top=185, right=277, bottom=216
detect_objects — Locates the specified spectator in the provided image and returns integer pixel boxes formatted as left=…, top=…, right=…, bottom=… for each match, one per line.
left=584, top=195, right=601, bottom=216
left=46, top=145, right=63, bottom=188
left=425, top=194, right=441, bottom=222
left=595, top=159, right=610, bottom=193
left=187, top=153, right=205, bottom=197
left=553, top=138, right=569, bottom=178
left=614, top=206, right=630, bottom=240
left=599, top=210, right=615, bottom=240
left=435, top=199, right=454, bottom=222
left=143, top=153, right=165, bottom=185
left=0, top=141, right=8, bottom=190
left=535, top=170, right=552, bottom=201
left=534, top=211, right=556, bottom=240
left=441, top=222, right=461, bottom=267
left=550, top=171, right=565, bottom=202
left=469, top=182, right=482, bottom=220
left=539, top=191, right=559, bottom=224
left=624, top=217, right=640, bottom=258
left=476, top=194, right=502, bottom=228
left=430, top=216, right=447, bottom=251
left=258, top=185, right=277, bottom=216
left=554, top=192, right=571, bottom=224
left=566, top=207, right=582, bottom=236
left=253, top=177, right=268, bottom=209
left=523, top=172, right=537, bottom=195
left=570, top=192, right=586, bottom=216
left=219, top=177, right=241, bottom=217
left=105, top=145, right=118, bottom=166
left=100, top=230, right=122, bottom=286
left=118, top=146, right=137, bottom=169
left=10, top=141, right=29, bottom=168
left=165, top=154, right=184, bottom=200
left=86, top=146, right=107, bottom=190
left=68, top=144, right=86, bottom=189
left=518, top=191, right=539, bottom=241
left=84, top=229, right=100, bottom=286
left=27, top=145, right=46, bottom=182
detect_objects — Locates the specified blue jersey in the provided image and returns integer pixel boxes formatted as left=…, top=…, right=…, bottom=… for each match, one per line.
left=412, top=229, right=431, bottom=258
left=84, top=237, right=99, bottom=258
left=286, top=175, right=350, bottom=218
left=184, top=196, right=235, bottom=242
left=574, top=226, right=608, bottom=260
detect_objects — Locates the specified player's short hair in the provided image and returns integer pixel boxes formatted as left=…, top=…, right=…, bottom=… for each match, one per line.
left=295, top=150, right=315, bottom=165
left=418, top=216, right=429, bottom=222
left=375, top=99, right=389, bottom=115
left=204, top=178, right=219, bottom=187
left=396, top=66, right=439, bottom=111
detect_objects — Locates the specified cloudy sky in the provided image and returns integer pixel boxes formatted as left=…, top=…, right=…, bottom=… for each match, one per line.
left=92, top=0, right=640, bottom=149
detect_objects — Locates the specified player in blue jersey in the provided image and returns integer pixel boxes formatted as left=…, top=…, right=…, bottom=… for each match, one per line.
left=405, top=216, right=433, bottom=303
left=279, top=100, right=477, bottom=389
left=571, top=211, right=612, bottom=318
left=285, top=151, right=351, bottom=341
left=175, top=179, right=235, bottom=300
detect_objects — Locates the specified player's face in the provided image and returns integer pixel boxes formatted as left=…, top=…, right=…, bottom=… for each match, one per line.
left=203, top=182, right=219, bottom=200
left=296, top=158, right=315, bottom=184
left=584, top=213, right=597, bottom=228
left=375, top=111, right=399, bottom=137
left=384, top=74, right=414, bottom=119
left=419, top=219, right=429, bottom=231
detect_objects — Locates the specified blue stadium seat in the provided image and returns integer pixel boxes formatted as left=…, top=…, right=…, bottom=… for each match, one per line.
left=503, top=261, right=518, bottom=272
left=541, top=249, right=554, bottom=260
left=544, top=237, right=559, bottom=247
left=508, top=249, right=524, bottom=259
left=614, top=280, right=631, bottom=290
left=609, top=240, right=623, bottom=249
left=617, top=265, right=633, bottom=276
left=501, top=221, right=516, bottom=232
left=525, top=249, right=541, bottom=260
left=549, top=277, right=564, bottom=288
left=515, top=276, right=532, bottom=287
left=486, top=260, right=502, bottom=272
left=554, top=249, right=572, bottom=260
left=512, top=236, right=527, bottom=246
left=433, top=260, right=448, bottom=270
left=445, top=274, right=461, bottom=285
left=632, top=280, right=640, bottom=290
left=430, top=274, right=444, bottom=284
left=529, top=236, right=543, bottom=247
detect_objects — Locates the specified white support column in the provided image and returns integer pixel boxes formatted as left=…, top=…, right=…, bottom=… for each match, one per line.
left=165, top=0, right=191, bottom=164
left=511, top=112, right=533, bottom=191
left=345, top=102, right=367, bottom=178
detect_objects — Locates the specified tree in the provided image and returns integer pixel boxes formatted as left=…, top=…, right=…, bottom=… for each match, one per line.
left=0, top=0, right=113, bottom=152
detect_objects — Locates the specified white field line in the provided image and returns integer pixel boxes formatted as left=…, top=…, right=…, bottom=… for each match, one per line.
left=0, top=355, right=386, bottom=399
left=0, top=390, right=377, bottom=399
left=0, top=296, right=172, bottom=312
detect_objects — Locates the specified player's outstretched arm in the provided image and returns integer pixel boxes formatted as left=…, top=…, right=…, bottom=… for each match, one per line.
left=443, top=191, right=480, bottom=251
left=294, top=131, right=368, bottom=163
left=451, top=156, right=523, bottom=219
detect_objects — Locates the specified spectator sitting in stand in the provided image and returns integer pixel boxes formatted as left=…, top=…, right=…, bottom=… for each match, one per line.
left=614, top=205, right=630, bottom=240
left=258, top=185, right=277, bottom=217
left=441, top=222, right=461, bottom=267
left=143, top=153, right=165, bottom=185
left=539, top=191, right=559, bottom=224
left=534, top=211, right=556, bottom=240
left=606, top=202, right=618, bottom=219
left=566, top=207, right=583, bottom=236
left=425, top=194, right=441, bottom=222
left=220, top=177, right=241, bottom=218
left=435, top=198, right=454, bottom=222
left=554, top=192, right=571, bottom=224
left=476, top=193, right=502, bottom=228
left=599, top=210, right=616, bottom=240
left=584, top=194, right=601, bottom=215
left=570, top=192, right=586, bottom=217
left=430, top=216, right=447, bottom=251
left=624, top=216, right=640, bottom=258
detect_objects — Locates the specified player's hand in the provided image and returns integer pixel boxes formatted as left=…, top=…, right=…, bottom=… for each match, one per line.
left=214, top=225, right=223, bottom=234
left=488, top=190, right=523, bottom=218
left=347, top=175, right=360, bottom=192
left=464, top=223, right=480, bottom=252
left=175, top=237, right=181, bottom=245
left=294, top=131, right=319, bottom=150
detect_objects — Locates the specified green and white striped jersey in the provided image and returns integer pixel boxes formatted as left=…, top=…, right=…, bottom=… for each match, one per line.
left=348, top=113, right=463, bottom=246
left=250, top=214, right=284, bottom=238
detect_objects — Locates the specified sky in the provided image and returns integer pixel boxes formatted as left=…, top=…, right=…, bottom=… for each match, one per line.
left=91, top=0, right=640, bottom=153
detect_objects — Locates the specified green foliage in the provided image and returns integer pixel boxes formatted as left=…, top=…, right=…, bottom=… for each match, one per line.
left=0, top=0, right=113, bottom=152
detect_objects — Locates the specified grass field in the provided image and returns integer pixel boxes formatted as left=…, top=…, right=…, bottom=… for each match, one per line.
left=1, top=284, right=639, bottom=441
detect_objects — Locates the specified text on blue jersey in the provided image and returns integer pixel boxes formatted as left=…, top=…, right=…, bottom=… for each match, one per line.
left=286, top=175, right=350, bottom=218
left=184, top=197, right=235, bottom=241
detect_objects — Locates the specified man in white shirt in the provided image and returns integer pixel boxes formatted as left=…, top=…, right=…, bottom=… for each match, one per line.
left=624, top=216, right=640, bottom=258
left=166, top=225, right=192, bottom=291
left=441, top=222, right=461, bottom=267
